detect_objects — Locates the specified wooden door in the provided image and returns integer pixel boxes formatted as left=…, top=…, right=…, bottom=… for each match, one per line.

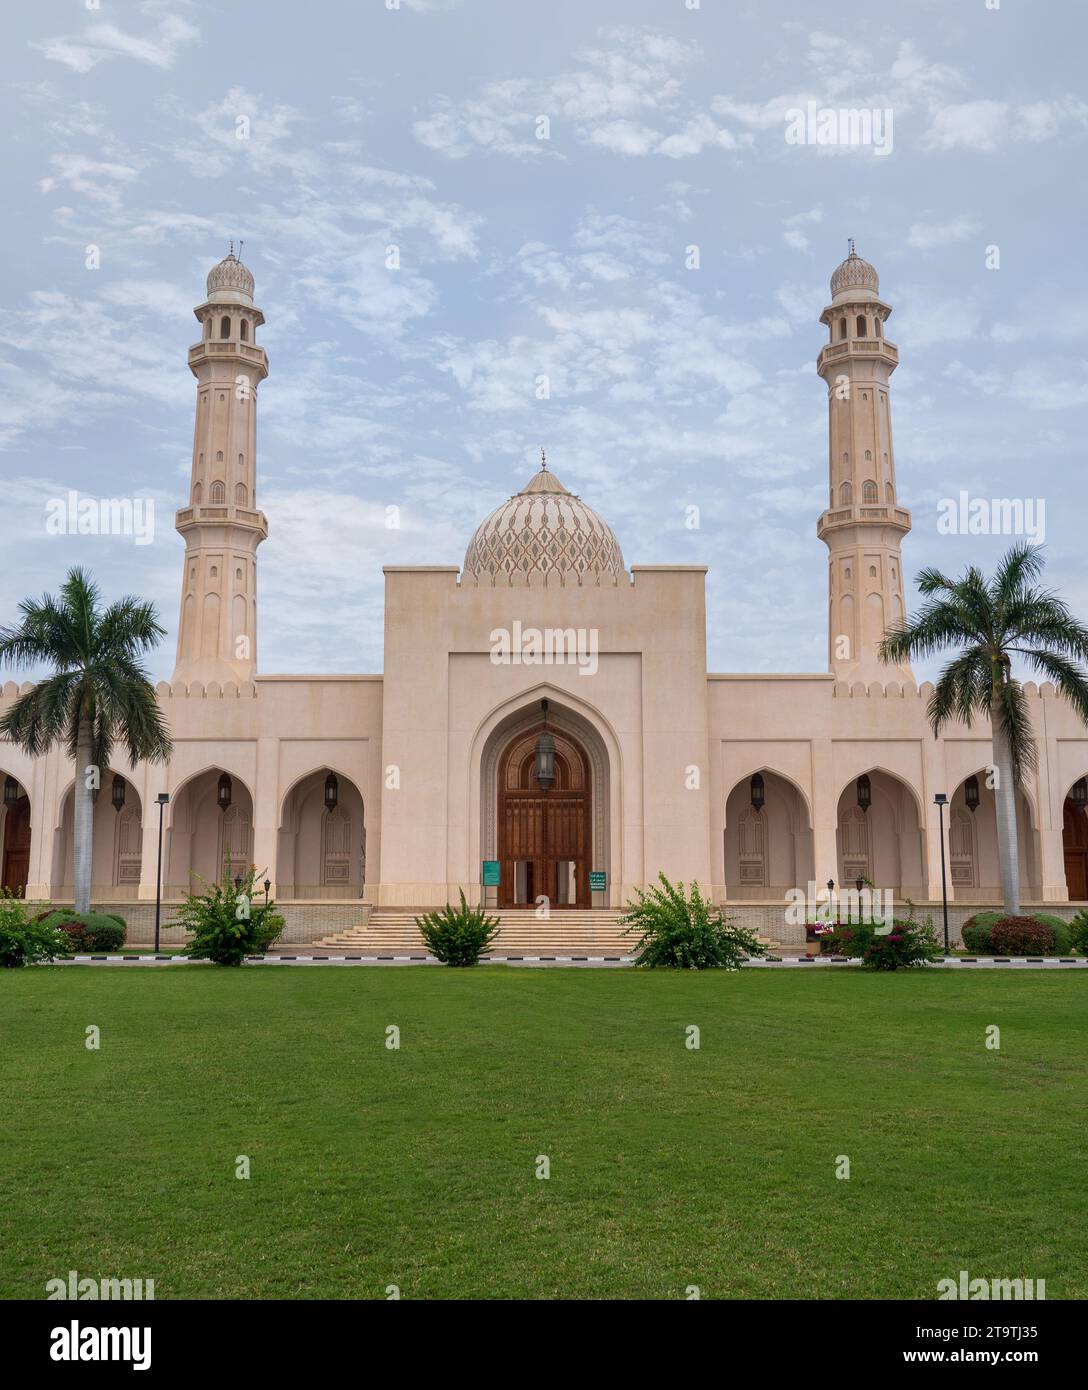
left=1063, top=797, right=1088, bottom=900
left=2, top=794, right=31, bottom=897
left=497, top=727, right=591, bottom=909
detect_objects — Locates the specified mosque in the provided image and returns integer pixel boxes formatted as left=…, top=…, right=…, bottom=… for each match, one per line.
left=2, top=246, right=1087, bottom=942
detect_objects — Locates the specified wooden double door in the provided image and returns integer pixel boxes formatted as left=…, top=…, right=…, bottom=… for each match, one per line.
left=498, top=726, right=591, bottom=909
left=2, top=794, right=31, bottom=897
left=1064, top=797, right=1088, bottom=901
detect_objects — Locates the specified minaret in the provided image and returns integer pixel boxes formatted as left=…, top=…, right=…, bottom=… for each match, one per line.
left=173, top=248, right=269, bottom=686
left=816, top=244, right=913, bottom=683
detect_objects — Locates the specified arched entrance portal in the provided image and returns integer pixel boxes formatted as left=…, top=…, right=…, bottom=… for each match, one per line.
left=2, top=787, right=31, bottom=896
left=497, top=724, right=591, bottom=908
left=1063, top=781, right=1088, bottom=901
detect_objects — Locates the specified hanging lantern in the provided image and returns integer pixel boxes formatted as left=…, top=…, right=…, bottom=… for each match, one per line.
left=750, top=772, right=765, bottom=813
left=534, top=699, right=556, bottom=792
left=217, top=772, right=233, bottom=811
left=964, top=775, right=980, bottom=814
left=1072, top=778, right=1088, bottom=812
left=324, top=772, right=339, bottom=812
left=111, top=774, right=126, bottom=812
left=856, top=774, right=872, bottom=813
left=3, top=776, right=18, bottom=809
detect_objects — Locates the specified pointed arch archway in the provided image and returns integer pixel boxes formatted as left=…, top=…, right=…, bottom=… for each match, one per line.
left=835, top=768, right=925, bottom=896
left=165, top=767, right=254, bottom=896
left=1061, top=775, right=1088, bottom=901
left=724, top=768, right=814, bottom=898
left=948, top=769, right=1040, bottom=903
left=52, top=772, right=143, bottom=900
left=276, top=767, right=365, bottom=899
left=0, top=771, right=31, bottom=897
left=473, top=688, right=618, bottom=907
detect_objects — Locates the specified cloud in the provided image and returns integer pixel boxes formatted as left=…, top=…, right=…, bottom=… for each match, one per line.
left=907, top=216, right=980, bottom=250
left=924, top=97, right=1088, bottom=152
left=33, top=14, right=199, bottom=73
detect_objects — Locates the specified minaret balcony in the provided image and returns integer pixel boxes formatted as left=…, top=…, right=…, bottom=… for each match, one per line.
left=188, top=340, right=269, bottom=376
left=817, top=502, right=912, bottom=541
left=817, top=338, right=898, bottom=375
left=175, top=504, right=269, bottom=541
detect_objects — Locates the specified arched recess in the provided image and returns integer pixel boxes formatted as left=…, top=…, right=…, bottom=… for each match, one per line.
left=949, top=769, right=1040, bottom=903
left=836, top=768, right=925, bottom=896
left=1061, top=775, right=1088, bottom=901
left=0, top=771, right=32, bottom=897
left=723, top=769, right=814, bottom=899
left=277, top=768, right=365, bottom=899
left=165, top=767, right=254, bottom=896
left=472, top=689, right=618, bottom=907
left=52, top=772, right=143, bottom=901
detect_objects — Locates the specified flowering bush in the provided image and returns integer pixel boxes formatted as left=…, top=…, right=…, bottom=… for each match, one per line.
left=861, top=916, right=941, bottom=971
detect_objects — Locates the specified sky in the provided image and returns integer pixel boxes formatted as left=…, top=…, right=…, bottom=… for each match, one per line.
left=1, top=0, right=1086, bottom=683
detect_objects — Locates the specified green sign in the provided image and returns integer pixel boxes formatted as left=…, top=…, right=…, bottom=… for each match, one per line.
left=589, top=871, right=607, bottom=893
left=482, top=860, right=500, bottom=887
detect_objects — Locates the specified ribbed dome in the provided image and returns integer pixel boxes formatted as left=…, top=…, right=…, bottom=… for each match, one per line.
left=463, top=462, right=625, bottom=588
left=206, top=251, right=254, bottom=302
left=830, top=247, right=879, bottom=301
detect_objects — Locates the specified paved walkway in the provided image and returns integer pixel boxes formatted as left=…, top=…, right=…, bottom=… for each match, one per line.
left=49, top=954, right=1088, bottom=969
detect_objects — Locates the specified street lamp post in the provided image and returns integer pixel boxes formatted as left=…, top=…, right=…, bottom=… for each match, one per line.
left=934, top=793, right=950, bottom=953
left=154, top=793, right=170, bottom=954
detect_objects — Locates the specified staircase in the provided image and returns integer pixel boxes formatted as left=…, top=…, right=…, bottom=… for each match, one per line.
left=314, top=909, right=783, bottom=958
left=316, top=909, right=633, bottom=957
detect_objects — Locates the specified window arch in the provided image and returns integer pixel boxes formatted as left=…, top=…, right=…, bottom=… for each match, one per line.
left=838, top=317, right=847, bottom=340
left=235, top=483, right=248, bottom=506
left=840, top=481, right=853, bottom=505
left=193, top=481, right=203, bottom=504
left=209, top=480, right=226, bottom=505
left=885, top=481, right=894, bottom=504
left=220, top=316, right=231, bottom=339
left=239, top=319, right=249, bottom=341
left=862, top=480, right=878, bottom=503
left=856, top=314, right=867, bottom=337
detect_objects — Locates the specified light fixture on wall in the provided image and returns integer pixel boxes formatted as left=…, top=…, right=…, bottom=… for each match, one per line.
left=964, top=775, right=980, bottom=813
left=856, top=774, right=872, bottom=813
left=111, top=774, right=126, bottom=812
left=534, top=699, right=556, bottom=793
left=750, top=772, right=765, bottom=813
left=3, top=776, right=18, bottom=809
left=1072, top=778, right=1088, bottom=812
left=217, top=772, right=233, bottom=812
left=324, top=772, right=339, bottom=812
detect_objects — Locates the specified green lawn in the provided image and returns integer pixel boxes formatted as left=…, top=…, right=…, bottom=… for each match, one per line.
left=1, top=966, right=1085, bottom=1300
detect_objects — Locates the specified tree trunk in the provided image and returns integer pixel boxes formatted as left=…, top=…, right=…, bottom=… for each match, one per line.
left=73, top=718, right=95, bottom=915
left=991, top=704, right=1021, bottom=917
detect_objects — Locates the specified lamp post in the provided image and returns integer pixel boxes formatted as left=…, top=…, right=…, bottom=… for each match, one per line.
left=154, top=793, right=169, bottom=954
left=263, top=878, right=271, bottom=908
left=934, top=793, right=950, bottom=953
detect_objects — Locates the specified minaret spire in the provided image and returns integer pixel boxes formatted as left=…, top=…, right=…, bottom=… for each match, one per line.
left=172, top=249, right=269, bottom=686
left=816, top=246, right=913, bottom=684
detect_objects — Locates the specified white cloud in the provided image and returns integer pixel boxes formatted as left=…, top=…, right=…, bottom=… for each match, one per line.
left=907, top=216, right=980, bottom=250
left=33, top=14, right=199, bottom=73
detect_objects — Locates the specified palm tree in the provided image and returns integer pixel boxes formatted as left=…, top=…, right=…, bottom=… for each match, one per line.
left=879, top=544, right=1088, bottom=915
left=0, top=568, right=172, bottom=913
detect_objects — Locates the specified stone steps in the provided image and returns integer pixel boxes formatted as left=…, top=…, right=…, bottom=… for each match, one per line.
left=314, top=909, right=781, bottom=954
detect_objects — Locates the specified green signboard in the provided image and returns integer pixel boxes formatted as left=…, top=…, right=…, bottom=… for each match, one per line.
left=589, top=870, right=607, bottom=893
left=482, top=860, right=501, bottom=887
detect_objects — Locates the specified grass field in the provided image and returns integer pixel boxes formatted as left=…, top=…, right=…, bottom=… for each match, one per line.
left=1, top=965, right=1085, bottom=1300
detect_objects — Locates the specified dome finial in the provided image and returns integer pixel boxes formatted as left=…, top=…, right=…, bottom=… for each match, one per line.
left=848, top=236, right=856, bottom=257
left=540, top=447, right=548, bottom=471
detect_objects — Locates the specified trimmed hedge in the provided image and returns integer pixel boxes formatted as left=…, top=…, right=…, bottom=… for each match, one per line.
left=988, top=916, right=1056, bottom=955
left=960, top=910, right=1068, bottom=954
left=36, top=911, right=127, bottom=953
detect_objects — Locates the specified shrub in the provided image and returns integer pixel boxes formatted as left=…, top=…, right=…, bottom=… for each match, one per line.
left=0, top=893, right=69, bottom=968
left=1069, top=910, right=1088, bottom=955
left=416, top=892, right=500, bottom=966
left=1032, top=913, right=1070, bottom=953
left=959, top=910, right=1002, bottom=952
left=178, top=867, right=282, bottom=966
left=988, top=916, right=1056, bottom=956
left=621, top=873, right=765, bottom=969
left=861, top=914, right=942, bottom=971
left=819, top=923, right=874, bottom=957
left=36, top=911, right=126, bottom=953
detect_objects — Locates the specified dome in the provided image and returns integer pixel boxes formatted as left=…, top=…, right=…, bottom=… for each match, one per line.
left=463, top=461, right=625, bottom=587
left=830, top=245, right=879, bottom=301
left=206, top=250, right=254, bottom=302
